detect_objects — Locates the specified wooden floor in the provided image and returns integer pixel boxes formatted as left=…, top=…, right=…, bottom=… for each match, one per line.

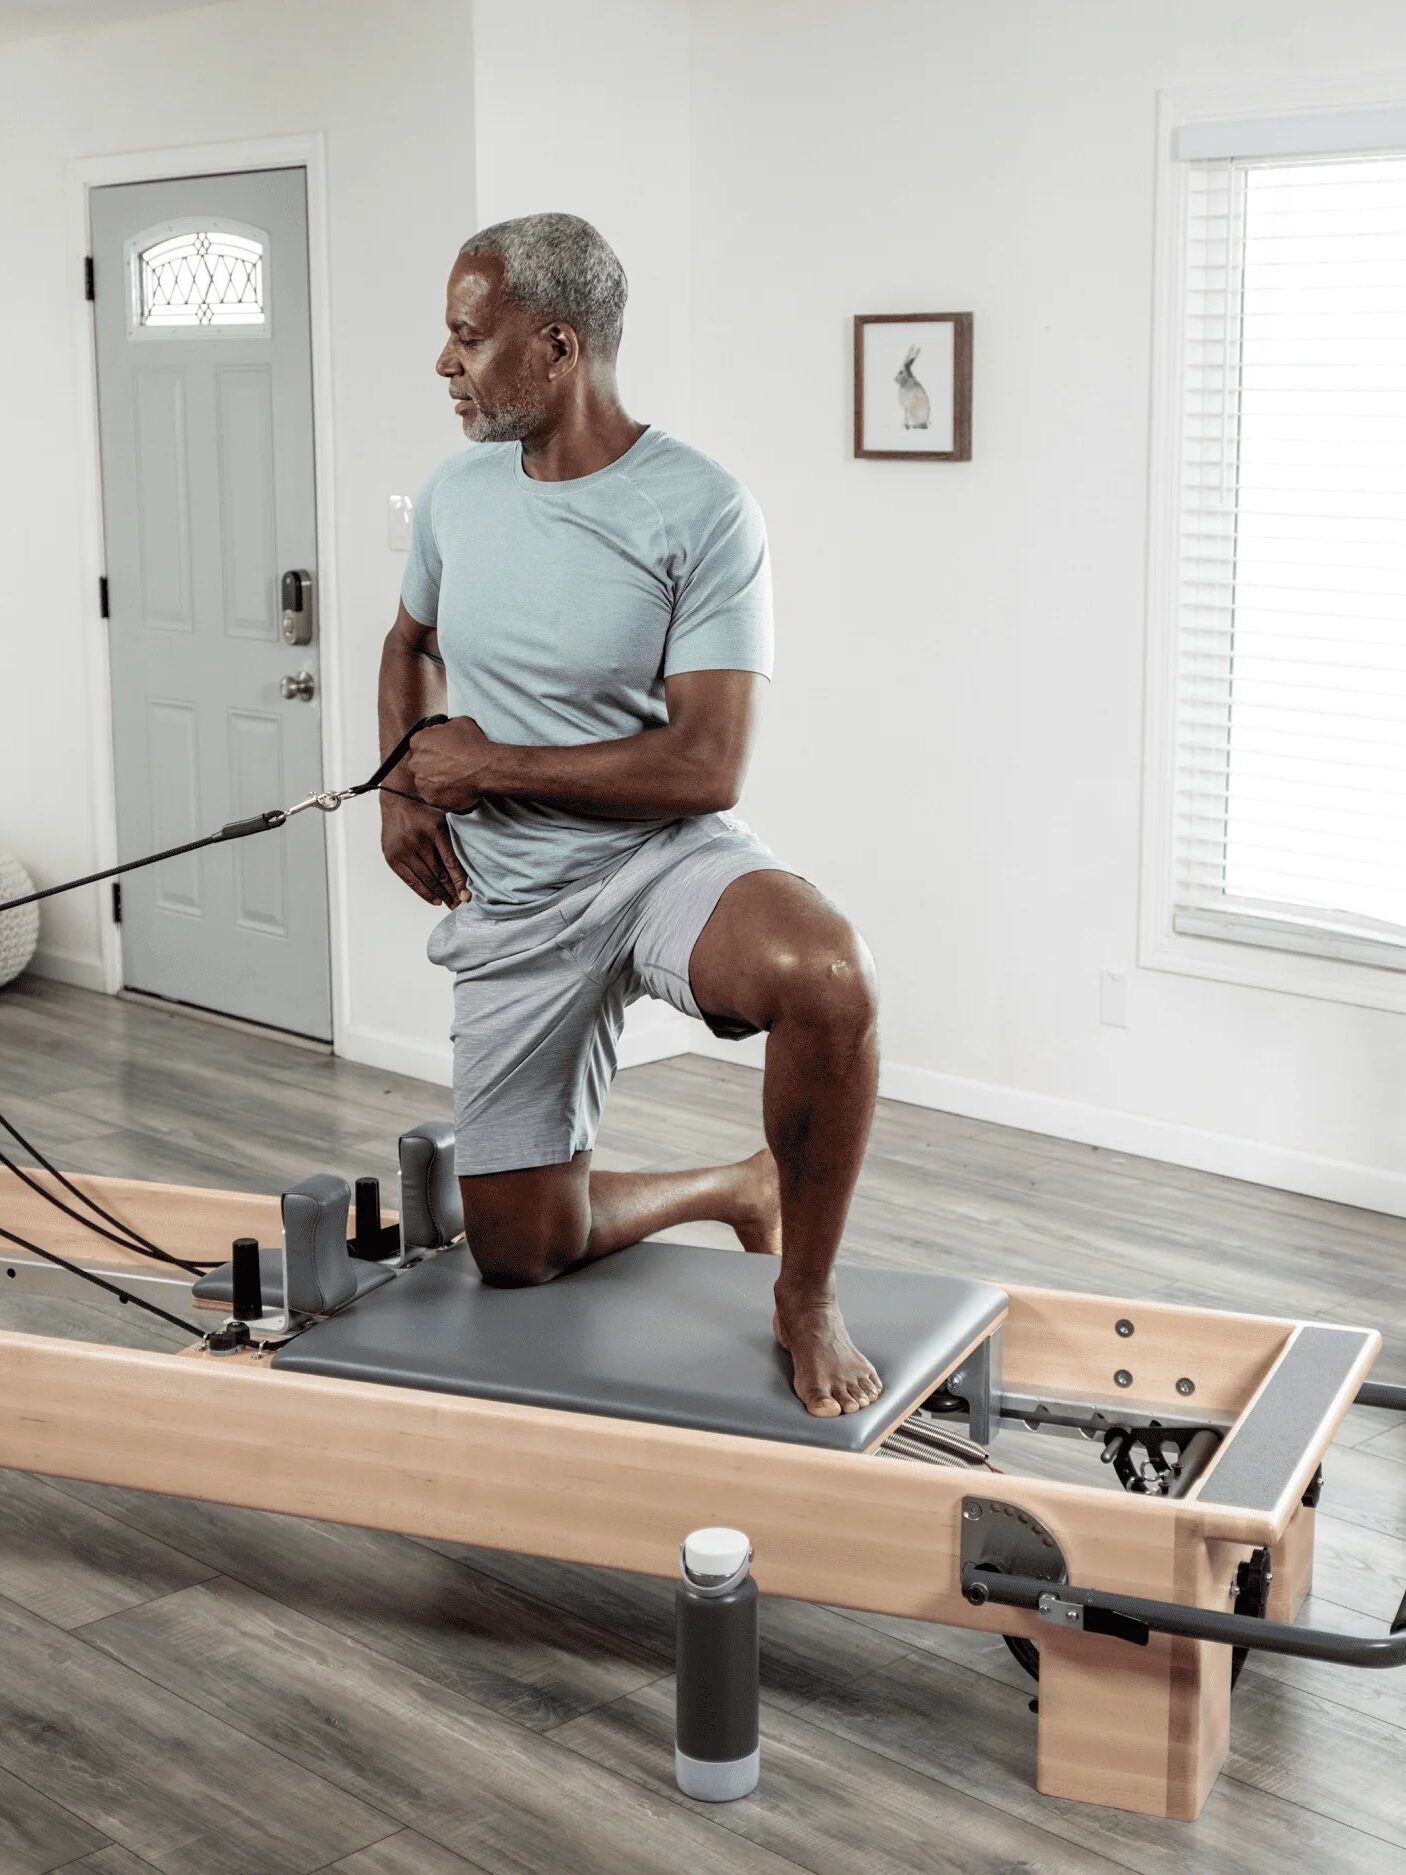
left=1, top=974, right=1405, bottom=1875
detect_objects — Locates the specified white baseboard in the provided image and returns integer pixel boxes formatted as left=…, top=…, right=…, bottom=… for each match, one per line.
left=689, top=1033, right=1406, bottom=1220
left=338, top=1021, right=454, bottom=1087
left=26, top=946, right=108, bottom=993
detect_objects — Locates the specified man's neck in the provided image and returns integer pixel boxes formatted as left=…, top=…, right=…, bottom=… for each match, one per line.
left=519, top=406, right=649, bottom=483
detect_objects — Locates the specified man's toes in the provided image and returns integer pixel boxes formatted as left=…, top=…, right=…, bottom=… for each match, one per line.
left=803, top=1387, right=842, bottom=1417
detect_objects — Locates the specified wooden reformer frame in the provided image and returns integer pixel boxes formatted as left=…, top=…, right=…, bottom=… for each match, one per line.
left=0, top=1168, right=1384, bottom=1823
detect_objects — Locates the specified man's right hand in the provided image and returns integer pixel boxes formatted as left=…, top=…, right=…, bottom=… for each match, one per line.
left=381, top=794, right=472, bottom=907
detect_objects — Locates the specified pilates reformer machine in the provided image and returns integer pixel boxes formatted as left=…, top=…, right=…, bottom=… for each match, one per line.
left=3, top=728, right=1404, bottom=1821
left=2, top=1116, right=1404, bottom=1823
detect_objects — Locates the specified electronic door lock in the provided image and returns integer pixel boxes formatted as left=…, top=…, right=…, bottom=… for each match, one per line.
left=281, top=569, right=314, bottom=646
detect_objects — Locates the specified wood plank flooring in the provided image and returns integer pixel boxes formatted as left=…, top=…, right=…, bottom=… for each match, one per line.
left=1, top=974, right=1405, bottom=1874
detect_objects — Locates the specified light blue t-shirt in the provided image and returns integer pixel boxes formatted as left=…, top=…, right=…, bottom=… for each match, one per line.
left=400, top=425, right=773, bottom=913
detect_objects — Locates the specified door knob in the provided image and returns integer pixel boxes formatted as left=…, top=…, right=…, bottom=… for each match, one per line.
left=280, top=670, right=316, bottom=702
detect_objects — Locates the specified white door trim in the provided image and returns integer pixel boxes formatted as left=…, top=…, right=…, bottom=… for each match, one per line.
left=69, top=133, right=350, bottom=1051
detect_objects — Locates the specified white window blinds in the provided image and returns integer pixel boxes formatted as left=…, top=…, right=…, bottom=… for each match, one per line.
left=1173, top=150, right=1406, bottom=972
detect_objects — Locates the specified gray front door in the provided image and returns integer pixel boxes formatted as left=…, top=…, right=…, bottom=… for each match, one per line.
left=90, top=167, right=331, bottom=1040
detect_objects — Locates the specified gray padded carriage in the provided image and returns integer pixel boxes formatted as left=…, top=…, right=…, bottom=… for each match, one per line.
left=272, top=1239, right=1008, bottom=1453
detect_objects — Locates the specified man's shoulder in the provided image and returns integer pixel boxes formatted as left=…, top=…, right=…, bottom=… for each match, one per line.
left=418, top=442, right=511, bottom=506
left=635, top=426, right=752, bottom=493
left=633, top=435, right=764, bottom=551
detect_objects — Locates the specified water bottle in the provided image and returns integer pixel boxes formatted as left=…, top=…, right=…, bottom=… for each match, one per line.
left=674, top=1526, right=760, bottom=1801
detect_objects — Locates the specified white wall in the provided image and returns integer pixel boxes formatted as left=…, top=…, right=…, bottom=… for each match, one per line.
left=684, top=0, right=1406, bottom=1212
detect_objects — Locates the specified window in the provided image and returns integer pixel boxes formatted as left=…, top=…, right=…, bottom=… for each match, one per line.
left=126, top=220, right=268, bottom=338
left=1160, top=111, right=1406, bottom=986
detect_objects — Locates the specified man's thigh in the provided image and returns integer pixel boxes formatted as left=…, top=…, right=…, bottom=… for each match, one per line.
left=457, top=1151, right=593, bottom=1274
left=686, top=870, right=873, bottom=1035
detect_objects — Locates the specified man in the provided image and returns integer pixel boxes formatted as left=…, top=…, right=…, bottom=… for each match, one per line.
left=381, top=212, right=881, bottom=1418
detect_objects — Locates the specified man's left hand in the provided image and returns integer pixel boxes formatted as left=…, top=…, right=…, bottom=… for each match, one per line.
left=406, top=717, right=489, bottom=814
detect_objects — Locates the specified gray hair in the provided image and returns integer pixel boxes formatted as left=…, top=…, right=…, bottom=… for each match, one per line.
left=459, top=212, right=627, bottom=355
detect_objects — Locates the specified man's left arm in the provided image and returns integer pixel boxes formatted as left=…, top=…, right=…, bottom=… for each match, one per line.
left=405, top=669, right=764, bottom=820
left=407, top=481, right=774, bottom=820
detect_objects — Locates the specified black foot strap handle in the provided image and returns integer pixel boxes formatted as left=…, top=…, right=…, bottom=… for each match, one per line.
left=0, top=715, right=448, bottom=914
left=963, top=1563, right=1406, bottom=1669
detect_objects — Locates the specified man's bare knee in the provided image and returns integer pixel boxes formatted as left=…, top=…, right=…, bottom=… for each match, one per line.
left=467, top=1225, right=586, bottom=1288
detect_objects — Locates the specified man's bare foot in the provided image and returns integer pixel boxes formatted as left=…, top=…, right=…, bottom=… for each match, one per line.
left=731, top=1147, right=782, bottom=1256
left=772, top=1284, right=883, bottom=1418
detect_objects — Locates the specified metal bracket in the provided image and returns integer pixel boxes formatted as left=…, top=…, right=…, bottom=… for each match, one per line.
left=943, top=1329, right=1003, bottom=1445
left=960, top=1494, right=1068, bottom=1589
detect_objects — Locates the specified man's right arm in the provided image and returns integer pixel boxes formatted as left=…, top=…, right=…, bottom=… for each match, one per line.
left=377, top=601, right=472, bottom=907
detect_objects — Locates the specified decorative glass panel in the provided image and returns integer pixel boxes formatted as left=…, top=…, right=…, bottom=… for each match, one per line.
left=137, top=229, right=265, bottom=328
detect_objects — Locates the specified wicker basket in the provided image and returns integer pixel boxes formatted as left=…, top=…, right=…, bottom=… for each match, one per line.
left=0, top=855, right=39, bottom=987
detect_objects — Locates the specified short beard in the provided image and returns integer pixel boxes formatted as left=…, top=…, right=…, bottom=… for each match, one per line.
left=462, top=364, right=547, bottom=444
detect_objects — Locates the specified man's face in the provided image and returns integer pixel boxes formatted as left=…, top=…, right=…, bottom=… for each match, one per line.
left=435, top=256, right=548, bottom=443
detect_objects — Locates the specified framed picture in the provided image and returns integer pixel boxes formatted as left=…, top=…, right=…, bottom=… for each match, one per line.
left=854, top=312, right=972, bottom=461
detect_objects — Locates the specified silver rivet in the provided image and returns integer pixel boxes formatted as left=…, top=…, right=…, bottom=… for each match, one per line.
left=1177, top=1377, right=1195, bottom=1397
left=1064, top=1608, right=1079, bottom=1623
left=1114, top=1369, right=1133, bottom=1389
left=963, top=1504, right=982, bottom=1521
left=1116, top=1318, right=1134, bottom=1338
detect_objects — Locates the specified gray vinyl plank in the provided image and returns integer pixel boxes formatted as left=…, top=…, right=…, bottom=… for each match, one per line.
left=0, top=1470, right=215, bottom=1629
left=47, top=1482, right=668, bottom=1732
left=314, top=1834, right=488, bottom=1875
left=51, top=1848, right=164, bottom=1874
left=550, top=1675, right=1135, bottom=1875
left=412, top=1538, right=915, bottom=1713
left=0, top=1296, right=185, bottom=1354
left=0, top=1591, right=392, bottom=1874
left=793, top=1648, right=1406, bottom=1874
left=80, top=1578, right=805, bottom=1875
left=0, top=1763, right=106, bottom=1875
left=1336, top=1403, right=1406, bottom=1450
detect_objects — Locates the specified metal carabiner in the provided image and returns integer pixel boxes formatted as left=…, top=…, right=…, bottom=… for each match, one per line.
left=284, top=787, right=357, bottom=818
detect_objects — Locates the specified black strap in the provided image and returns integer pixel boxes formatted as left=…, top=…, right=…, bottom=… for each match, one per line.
left=0, top=714, right=449, bottom=915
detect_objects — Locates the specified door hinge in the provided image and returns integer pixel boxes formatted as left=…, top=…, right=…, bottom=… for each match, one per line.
left=84, top=255, right=95, bottom=302
left=99, top=576, right=110, bottom=619
left=111, top=882, right=122, bottom=924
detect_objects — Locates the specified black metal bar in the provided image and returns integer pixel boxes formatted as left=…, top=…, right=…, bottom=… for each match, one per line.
left=1166, top=1428, right=1222, bottom=1499
left=1356, top=1380, right=1406, bottom=1414
left=962, top=1564, right=1406, bottom=1668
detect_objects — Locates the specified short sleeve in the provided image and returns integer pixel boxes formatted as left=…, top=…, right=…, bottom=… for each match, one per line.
left=662, top=488, right=774, bottom=680
left=400, top=466, right=444, bottom=627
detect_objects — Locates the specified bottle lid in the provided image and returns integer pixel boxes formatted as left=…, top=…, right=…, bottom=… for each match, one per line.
left=682, top=1526, right=751, bottom=1582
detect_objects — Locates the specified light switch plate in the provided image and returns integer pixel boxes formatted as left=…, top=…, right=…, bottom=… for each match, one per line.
left=388, top=495, right=413, bottom=552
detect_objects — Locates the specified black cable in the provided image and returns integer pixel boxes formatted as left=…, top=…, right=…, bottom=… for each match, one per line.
left=0, top=1147, right=211, bottom=1273
left=0, top=1221, right=203, bottom=1340
left=0, top=1110, right=217, bottom=1270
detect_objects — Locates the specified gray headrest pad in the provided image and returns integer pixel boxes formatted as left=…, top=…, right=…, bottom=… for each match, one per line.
left=273, top=1240, right=1008, bottom=1453
left=281, top=1173, right=355, bottom=1316
left=398, top=1120, right=463, bottom=1250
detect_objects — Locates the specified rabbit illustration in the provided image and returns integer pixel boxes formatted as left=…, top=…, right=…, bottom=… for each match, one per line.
left=894, top=346, right=931, bottom=429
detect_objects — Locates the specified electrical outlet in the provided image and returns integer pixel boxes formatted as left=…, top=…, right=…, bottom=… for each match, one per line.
left=388, top=495, right=413, bottom=551
left=1100, top=970, right=1129, bottom=1028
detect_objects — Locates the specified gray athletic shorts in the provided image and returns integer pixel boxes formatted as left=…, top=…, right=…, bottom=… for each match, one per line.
left=427, top=813, right=790, bottom=1175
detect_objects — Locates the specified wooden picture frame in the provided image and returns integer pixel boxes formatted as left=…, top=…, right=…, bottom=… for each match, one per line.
left=854, top=311, right=972, bottom=461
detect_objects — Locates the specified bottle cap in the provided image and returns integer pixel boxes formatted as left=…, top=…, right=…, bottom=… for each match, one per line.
left=682, top=1526, right=751, bottom=1582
